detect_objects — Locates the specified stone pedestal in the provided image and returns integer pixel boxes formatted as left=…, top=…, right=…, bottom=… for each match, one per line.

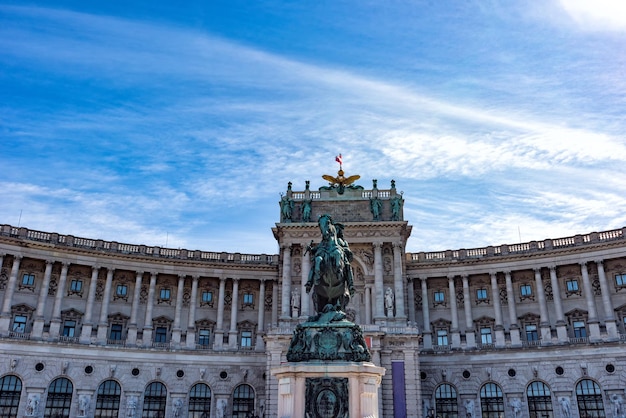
left=272, top=362, right=385, bottom=418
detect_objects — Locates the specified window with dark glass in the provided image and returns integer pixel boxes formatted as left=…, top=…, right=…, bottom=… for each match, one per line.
left=573, top=321, right=587, bottom=338
left=0, top=374, right=22, bottom=418
left=95, top=379, right=121, bottom=417
left=142, top=382, right=167, bottom=417
left=527, top=381, right=554, bottom=418
left=480, top=327, right=493, bottom=344
left=155, top=327, right=168, bottom=343
left=435, top=384, right=458, bottom=418
left=109, top=324, right=123, bottom=341
left=21, top=273, right=35, bottom=286
left=232, top=384, right=255, bottom=418
left=62, top=320, right=76, bottom=337
left=12, top=315, right=27, bottom=333
left=480, top=382, right=505, bottom=418
left=188, top=383, right=212, bottom=418
left=198, top=329, right=211, bottom=346
left=576, top=379, right=605, bottom=418
left=44, top=377, right=73, bottom=418
left=525, top=324, right=538, bottom=341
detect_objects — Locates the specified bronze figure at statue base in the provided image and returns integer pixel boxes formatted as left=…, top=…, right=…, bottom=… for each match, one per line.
left=273, top=214, right=385, bottom=418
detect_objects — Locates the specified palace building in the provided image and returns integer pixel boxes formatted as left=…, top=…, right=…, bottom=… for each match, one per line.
left=1, top=174, right=626, bottom=418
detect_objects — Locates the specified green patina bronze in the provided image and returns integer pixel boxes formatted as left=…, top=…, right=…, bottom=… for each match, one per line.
left=287, top=214, right=371, bottom=363
left=305, top=377, right=349, bottom=418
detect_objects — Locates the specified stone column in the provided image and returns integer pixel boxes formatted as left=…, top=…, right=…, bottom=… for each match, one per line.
left=490, top=272, right=505, bottom=347
left=505, top=271, right=521, bottom=346
left=48, top=262, right=69, bottom=339
left=142, top=273, right=157, bottom=346
left=596, top=260, right=618, bottom=338
left=186, top=275, right=199, bottom=349
left=392, top=243, right=406, bottom=320
left=79, top=265, right=100, bottom=344
left=300, top=249, right=311, bottom=318
left=256, top=279, right=266, bottom=350
left=462, top=275, right=475, bottom=348
left=0, top=255, right=22, bottom=334
left=534, top=268, right=552, bottom=342
left=580, top=262, right=601, bottom=340
left=96, top=268, right=114, bottom=344
left=448, top=276, right=461, bottom=348
left=271, top=280, right=278, bottom=326
left=228, top=278, right=240, bottom=348
left=171, top=275, right=185, bottom=346
left=32, top=260, right=54, bottom=340
left=280, top=245, right=292, bottom=320
left=125, top=271, right=143, bottom=346
left=420, top=277, right=432, bottom=349
left=373, top=242, right=385, bottom=321
left=364, top=285, right=372, bottom=325
left=407, top=277, right=416, bottom=324
left=549, top=266, right=568, bottom=342
left=214, top=277, right=226, bottom=349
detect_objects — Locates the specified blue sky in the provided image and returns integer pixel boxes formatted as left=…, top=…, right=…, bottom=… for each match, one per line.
left=1, top=1, right=625, bottom=254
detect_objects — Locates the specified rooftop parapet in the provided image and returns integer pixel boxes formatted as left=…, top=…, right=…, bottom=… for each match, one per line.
left=0, top=224, right=278, bottom=266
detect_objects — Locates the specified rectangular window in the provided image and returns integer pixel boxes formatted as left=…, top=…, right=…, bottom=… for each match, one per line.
left=566, top=280, right=579, bottom=292
left=573, top=321, right=587, bottom=338
left=12, top=315, right=27, bottom=333
left=201, top=291, right=213, bottom=303
left=616, top=274, right=626, bottom=287
left=155, top=326, right=168, bottom=343
left=520, top=284, right=532, bottom=297
left=198, top=329, right=211, bottom=346
left=109, top=324, right=123, bottom=340
left=243, top=293, right=254, bottom=305
left=434, top=291, right=445, bottom=303
left=116, top=284, right=128, bottom=297
left=22, top=273, right=35, bottom=286
left=437, top=329, right=449, bottom=346
left=240, top=331, right=252, bottom=347
left=159, top=288, right=171, bottom=300
left=525, top=324, right=538, bottom=341
left=62, top=320, right=76, bottom=337
left=476, top=288, right=488, bottom=300
left=480, top=327, right=493, bottom=344
left=70, top=279, right=83, bottom=292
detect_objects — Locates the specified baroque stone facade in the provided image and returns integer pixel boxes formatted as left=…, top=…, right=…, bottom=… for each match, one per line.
left=0, top=176, right=625, bottom=418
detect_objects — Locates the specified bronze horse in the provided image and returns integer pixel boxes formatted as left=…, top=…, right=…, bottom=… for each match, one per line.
left=305, top=214, right=355, bottom=314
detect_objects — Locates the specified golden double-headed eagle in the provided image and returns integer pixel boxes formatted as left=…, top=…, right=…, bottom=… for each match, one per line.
left=322, top=170, right=360, bottom=188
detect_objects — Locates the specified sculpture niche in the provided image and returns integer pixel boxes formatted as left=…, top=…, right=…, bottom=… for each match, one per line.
left=287, top=214, right=370, bottom=363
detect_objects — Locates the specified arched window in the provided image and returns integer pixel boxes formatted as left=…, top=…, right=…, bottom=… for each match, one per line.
left=435, top=383, right=458, bottom=418
left=0, top=375, right=22, bottom=418
left=188, top=383, right=212, bottom=418
left=576, top=379, right=605, bottom=418
left=526, top=381, right=553, bottom=418
left=142, top=382, right=167, bottom=417
left=480, top=382, right=504, bottom=418
left=95, top=379, right=121, bottom=417
left=44, top=377, right=73, bottom=418
left=232, top=384, right=255, bottom=418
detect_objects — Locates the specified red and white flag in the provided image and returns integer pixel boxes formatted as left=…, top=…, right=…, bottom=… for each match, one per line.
left=335, top=154, right=343, bottom=165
